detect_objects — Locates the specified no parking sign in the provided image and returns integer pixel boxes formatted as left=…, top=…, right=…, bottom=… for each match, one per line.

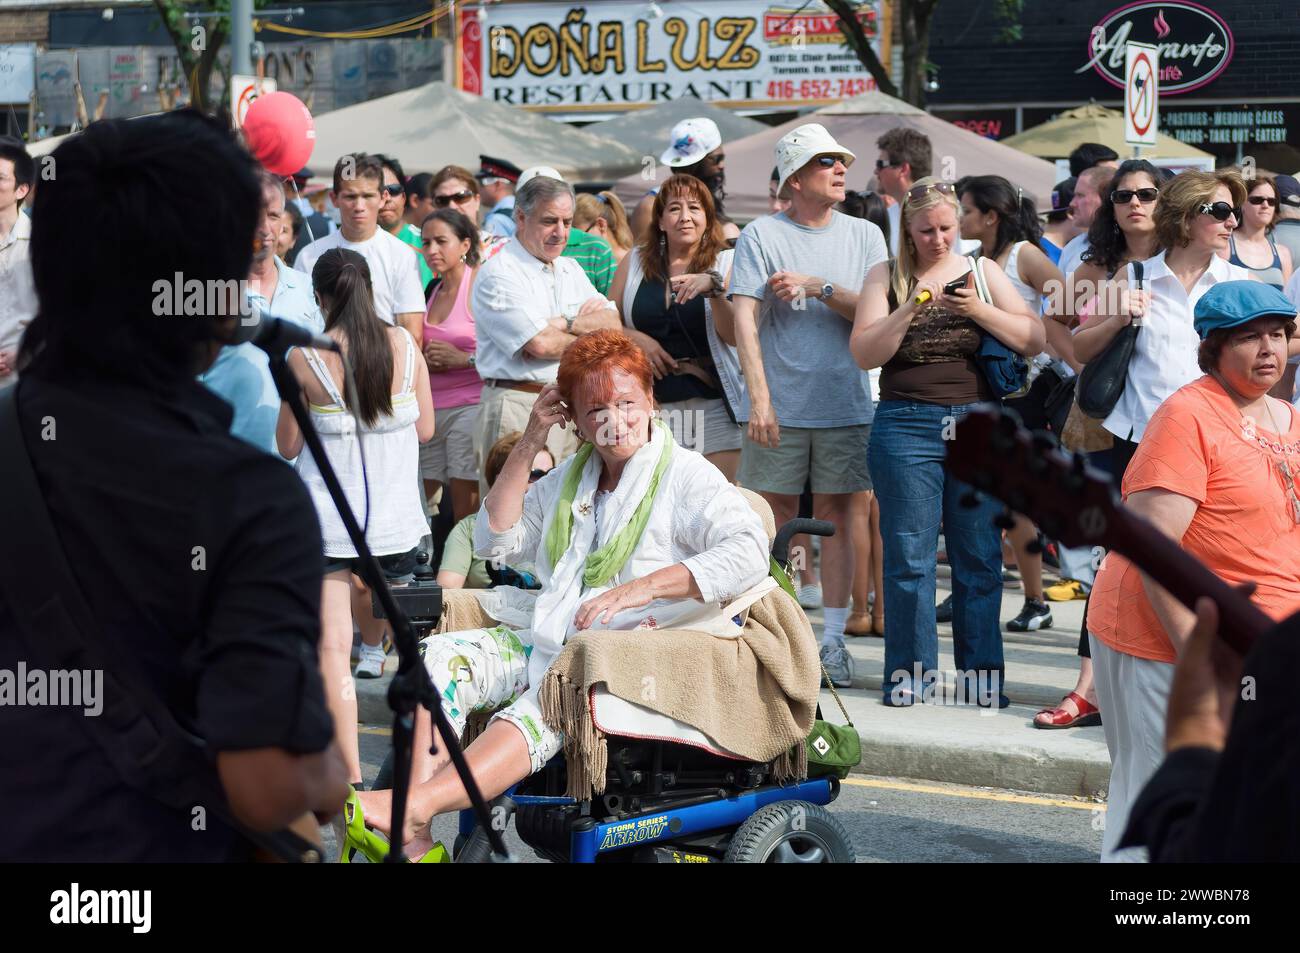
left=1124, top=42, right=1159, bottom=148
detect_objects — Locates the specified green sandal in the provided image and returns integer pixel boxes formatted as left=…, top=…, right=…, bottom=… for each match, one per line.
left=339, top=787, right=449, bottom=864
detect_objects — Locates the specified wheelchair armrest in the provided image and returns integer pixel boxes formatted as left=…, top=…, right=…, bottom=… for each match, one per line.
left=771, top=518, right=835, bottom=568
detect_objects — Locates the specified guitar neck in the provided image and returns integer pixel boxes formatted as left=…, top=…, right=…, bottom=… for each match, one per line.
left=1107, top=507, right=1272, bottom=657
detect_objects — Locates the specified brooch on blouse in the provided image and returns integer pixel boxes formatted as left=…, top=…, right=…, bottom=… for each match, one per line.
left=576, top=501, right=592, bottom=516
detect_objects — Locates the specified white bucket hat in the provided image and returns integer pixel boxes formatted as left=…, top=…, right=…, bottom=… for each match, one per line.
left=661, top=117, right=723, bottom=168
left=775, top=123, right=855, bottom=196
left=517, top=165, right=564, bottom=189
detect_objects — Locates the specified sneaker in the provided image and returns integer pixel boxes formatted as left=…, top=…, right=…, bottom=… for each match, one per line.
left=935, top=594, right=953, bottom=623
left=355, top=644, right=387, bottom=679
left=798, top=583, right=823, bottom=610
left=1007, top=598, right=1053, bottom=631
left=1044, top=579, right=1088, bottom=602
left=820, top=643, right=854, bottom=688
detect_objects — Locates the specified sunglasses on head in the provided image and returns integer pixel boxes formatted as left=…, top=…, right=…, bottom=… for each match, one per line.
left=528, top=468, right=552, bottom=483
left=1248, top=195, right=1278, bottom=207
left=381, top=184, right=404, bottom=198
left=1111, top=187, right=1160, bottom=205
left=904, top=181, right=956, bottom=205
left=434, top=190, right=475, bottom=207
left=1199, top=201, right=1241, bottom=223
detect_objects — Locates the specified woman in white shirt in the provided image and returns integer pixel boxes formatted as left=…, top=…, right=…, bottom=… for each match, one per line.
left=276, top=248, right=436, bottom=788
left=1074, top=169, right=1250, bottom=477
left=356, top=329, right=770, bottom=854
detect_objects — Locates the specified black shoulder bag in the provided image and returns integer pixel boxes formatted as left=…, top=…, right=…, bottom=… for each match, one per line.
left=1076, top=260, right=1144, bottom=419
left=0, top=386, right=321, bottom=862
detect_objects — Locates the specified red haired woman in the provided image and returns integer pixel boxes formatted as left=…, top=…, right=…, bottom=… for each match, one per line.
left=357, top=329, right=771, bottom=854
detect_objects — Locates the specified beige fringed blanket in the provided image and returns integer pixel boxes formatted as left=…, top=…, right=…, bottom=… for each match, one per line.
left=538, top=586, right=820, bottom=800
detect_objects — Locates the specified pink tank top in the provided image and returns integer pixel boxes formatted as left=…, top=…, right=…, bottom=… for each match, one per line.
left=423, top=268, right=482, bottom=409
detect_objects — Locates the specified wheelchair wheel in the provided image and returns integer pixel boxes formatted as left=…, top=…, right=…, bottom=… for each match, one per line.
left=723, top=801, right=855, bottom=863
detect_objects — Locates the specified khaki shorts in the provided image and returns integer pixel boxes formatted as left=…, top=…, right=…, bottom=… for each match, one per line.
left=474, top=385, right=581, bottom=492
left=738, top=424, right=872, bottom=496
left=658, top=397, right=742, bottom=456
left=419, top=402, right=480, bottom=483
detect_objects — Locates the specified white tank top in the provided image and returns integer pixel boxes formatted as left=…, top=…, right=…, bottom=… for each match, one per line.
left=1003, top=241, right=1040, bottom=315
left=295, top=331, right=428, bottom=558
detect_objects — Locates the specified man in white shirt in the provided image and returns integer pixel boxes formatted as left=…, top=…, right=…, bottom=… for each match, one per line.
left=0, top=137, right=36, bottom=388
left=1057, top=166, right=1116, bottom=278
left=471, top=173, right=620, bottom=470
left=294, top=153, right=425, bottom=344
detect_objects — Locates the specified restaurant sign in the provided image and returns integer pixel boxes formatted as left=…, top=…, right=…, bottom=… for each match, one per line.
left=1078, top=2, right=1233, bottom=95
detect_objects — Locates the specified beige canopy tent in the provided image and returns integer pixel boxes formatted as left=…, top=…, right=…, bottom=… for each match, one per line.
left=614, top=89, right=1059, bottom=223
left=308, top=83, right=643, bottom=182
left=583, top=99, right=769, bottom=165
left=1000, top=103, right=1214, bottom=162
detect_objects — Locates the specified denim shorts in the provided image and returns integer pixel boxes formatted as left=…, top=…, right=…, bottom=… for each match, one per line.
left=322, top=545, right=420, bottom=583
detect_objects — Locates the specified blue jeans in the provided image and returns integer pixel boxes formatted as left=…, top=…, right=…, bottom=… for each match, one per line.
left=867, top=401, right=1006, bottom=703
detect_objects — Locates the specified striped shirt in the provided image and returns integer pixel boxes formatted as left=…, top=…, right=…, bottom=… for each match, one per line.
left=563, top=228, right=616, bottom=297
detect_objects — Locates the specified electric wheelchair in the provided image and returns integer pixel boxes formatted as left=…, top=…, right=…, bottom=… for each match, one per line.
left=375, top=516, right=857, bottom=864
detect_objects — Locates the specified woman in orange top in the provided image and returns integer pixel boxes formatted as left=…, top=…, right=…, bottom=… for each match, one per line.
left=1087, top=280, right=1300, bottom=862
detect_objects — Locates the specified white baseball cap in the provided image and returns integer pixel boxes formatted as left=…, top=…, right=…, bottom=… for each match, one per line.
left=775, top=123, right=855, bottom=196
left=517, top=166, right=564, bottom=189
left=660, top=117, right=723, bottom=168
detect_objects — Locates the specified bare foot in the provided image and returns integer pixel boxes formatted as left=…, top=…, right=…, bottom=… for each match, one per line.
left=356, top=787, right=429, bottom=847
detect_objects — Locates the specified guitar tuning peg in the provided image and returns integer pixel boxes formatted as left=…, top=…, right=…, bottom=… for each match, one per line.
left=959, top=491, right=980, bottom=509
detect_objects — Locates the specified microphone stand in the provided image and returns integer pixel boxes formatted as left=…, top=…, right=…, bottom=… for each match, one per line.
left=267, top=350, right=511, bottom=862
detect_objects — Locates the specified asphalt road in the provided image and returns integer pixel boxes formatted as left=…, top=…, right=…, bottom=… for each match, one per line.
left=323, top=725, right=1104, bottom=863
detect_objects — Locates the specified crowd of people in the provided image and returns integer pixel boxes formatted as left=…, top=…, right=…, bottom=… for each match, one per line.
left=3, top=107, right=1299, bottom=864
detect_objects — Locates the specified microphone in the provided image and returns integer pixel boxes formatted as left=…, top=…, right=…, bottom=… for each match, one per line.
left=232, top=305, right=340, bottom=353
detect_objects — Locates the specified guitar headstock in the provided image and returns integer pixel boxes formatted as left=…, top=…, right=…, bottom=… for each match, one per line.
left=946, top=406, right=1122, bottom=550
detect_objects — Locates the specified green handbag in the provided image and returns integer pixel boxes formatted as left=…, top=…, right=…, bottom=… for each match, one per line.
left=806, top=665, right=862, bottom=780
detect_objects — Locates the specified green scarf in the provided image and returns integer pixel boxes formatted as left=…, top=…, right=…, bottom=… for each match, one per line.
left=545, top=419, right=674, bottom=588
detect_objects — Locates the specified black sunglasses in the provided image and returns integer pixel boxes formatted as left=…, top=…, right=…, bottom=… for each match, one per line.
left=1199, top=201, right=1242, bottom=223
left=1248, top=195, right=1278, bottom=207
left=814, top=155, right=848, bottom=170
left=381, top=184, right=404, bottom=198
left=875, top=159, right=899, bottom=170
left=1111, top=187, right=1160, bottom=205
left=434, top=190, right=475, bottom=207
left=528, top=468, right=552, bottom=483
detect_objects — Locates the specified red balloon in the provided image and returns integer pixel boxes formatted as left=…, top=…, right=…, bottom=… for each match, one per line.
left=242, top=91, right=315, bottom=177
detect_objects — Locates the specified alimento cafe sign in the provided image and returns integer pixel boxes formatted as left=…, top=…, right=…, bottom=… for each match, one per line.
left=1078, top=2, right=1233, bottom=95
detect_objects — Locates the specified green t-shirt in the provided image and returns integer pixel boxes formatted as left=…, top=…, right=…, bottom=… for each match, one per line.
left=398, top=222, right=435, bottom=289
left=440, top=514, right=492, bottom=589
left=563, top=228, right=616, bottom=297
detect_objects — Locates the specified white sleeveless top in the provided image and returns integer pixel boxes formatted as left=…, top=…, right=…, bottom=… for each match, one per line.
left=1004, top=241, right=1040, bottom=315
left=295, top=331, right=428, bottom=558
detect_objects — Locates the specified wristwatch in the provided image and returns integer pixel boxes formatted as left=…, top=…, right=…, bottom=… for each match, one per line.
left=563, top=305, right=578, bottom=334
left=818, top=282, right=834, bottom=301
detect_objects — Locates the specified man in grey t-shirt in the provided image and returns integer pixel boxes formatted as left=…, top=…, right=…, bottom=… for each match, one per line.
left=729, top=123, right=889, bottom=687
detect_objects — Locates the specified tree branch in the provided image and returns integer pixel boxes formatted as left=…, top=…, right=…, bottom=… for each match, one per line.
left=826, top=0, right=901, bottom=99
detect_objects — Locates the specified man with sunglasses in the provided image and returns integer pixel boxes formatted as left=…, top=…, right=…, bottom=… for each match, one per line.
left=875, top=127, right=931, bottom=257
left=294, top=153, right=426, bottom=344
left=375, top=154, right=434, bottom=288
left=729, top=123, right=889, bottom=688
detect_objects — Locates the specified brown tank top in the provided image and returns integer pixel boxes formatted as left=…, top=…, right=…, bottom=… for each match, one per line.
left=880, top=301, right=991, bottom=405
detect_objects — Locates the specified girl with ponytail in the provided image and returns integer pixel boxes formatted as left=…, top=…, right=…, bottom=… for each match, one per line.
left=276, top=246, right=435, bottom=788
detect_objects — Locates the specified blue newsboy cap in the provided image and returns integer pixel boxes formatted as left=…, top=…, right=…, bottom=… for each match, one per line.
left=1193, top=280, right=1297, bottom=339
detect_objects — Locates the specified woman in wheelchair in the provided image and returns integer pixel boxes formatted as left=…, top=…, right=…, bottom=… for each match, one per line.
left=358, top=329, right=771, bottom=854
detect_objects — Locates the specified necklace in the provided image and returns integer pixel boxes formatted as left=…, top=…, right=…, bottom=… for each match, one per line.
left=1213, top=372, right=1300, bottom=524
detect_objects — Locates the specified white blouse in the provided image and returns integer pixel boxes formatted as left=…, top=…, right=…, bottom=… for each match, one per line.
left=1105, top=252, right=1250, bottom=442
left=473, top=423, right=770, bottom=724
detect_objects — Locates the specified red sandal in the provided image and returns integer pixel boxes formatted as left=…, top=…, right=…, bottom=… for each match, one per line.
left=1033, top=691, right=1101, bottom=729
